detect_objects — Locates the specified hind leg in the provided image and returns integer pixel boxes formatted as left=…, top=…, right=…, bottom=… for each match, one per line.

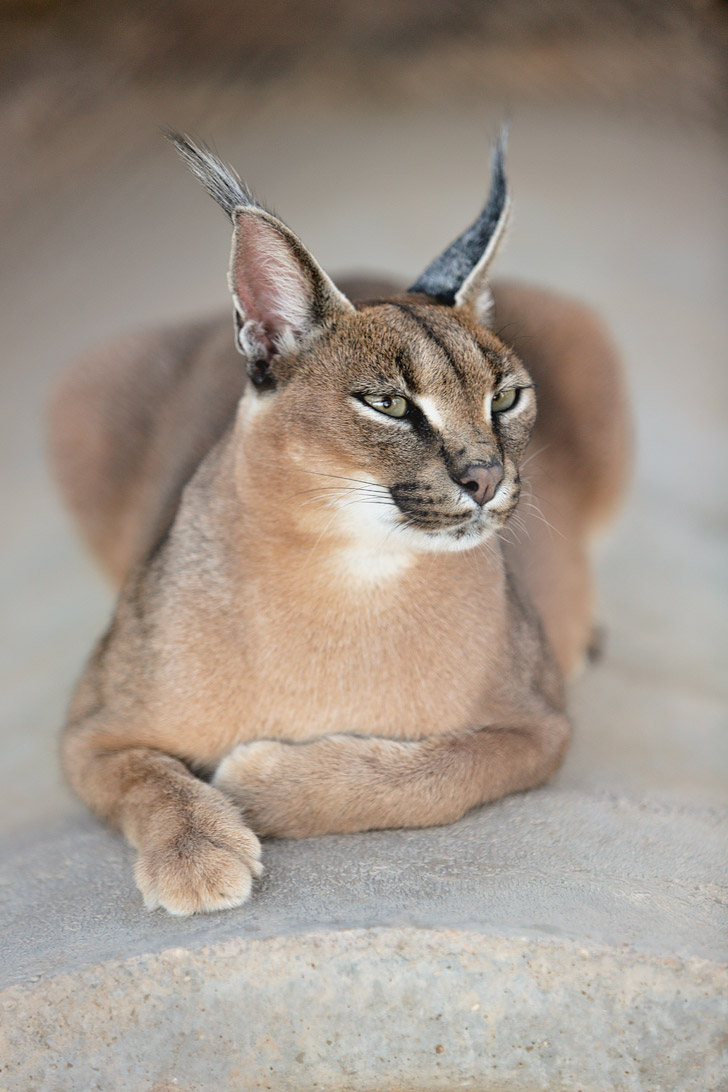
left=48, top=316, right=242, bottom=585
left=49, top=328, right=174, bottom=584
left=492, top=281, right=631, bottom=675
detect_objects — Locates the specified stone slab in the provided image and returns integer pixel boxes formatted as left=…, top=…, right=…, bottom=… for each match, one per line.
left=2, top=926, right=725, bottom=1092
left=1, top=783, right=726, bottom=1091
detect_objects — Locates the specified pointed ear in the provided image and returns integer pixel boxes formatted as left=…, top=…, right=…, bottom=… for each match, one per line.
left=453, top=183, right=511, bottom=326
left=165, top=132, right=353, bottom=386
left=409, top=128, right=511, bottom=326
left=228, top=207, right=353, bottom=385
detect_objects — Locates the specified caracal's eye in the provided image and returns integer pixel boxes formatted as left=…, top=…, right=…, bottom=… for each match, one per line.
left=363, top=394, right=409, bottom=418
left=491, top=388, right=519, bottom=413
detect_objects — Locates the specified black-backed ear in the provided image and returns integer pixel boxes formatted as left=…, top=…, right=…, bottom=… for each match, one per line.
left=409, top=128, right=511, bottom=326
left=228, top=207, right=353, bottom=387
left=167, top=131, right=353, bottom=388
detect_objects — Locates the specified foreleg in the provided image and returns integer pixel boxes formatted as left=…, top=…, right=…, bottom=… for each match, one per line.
left=213, top=713, right=570, bottom=838
left=63, top=726, right=262, bottom=915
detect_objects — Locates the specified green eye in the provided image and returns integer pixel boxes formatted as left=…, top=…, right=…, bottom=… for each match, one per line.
left=491, top=388, right=518, bottom=413
left=363, top=394, right=409, bottom=418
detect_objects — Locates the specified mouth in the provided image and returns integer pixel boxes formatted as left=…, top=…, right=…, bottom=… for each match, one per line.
left=391, top=483, right=520, bottom=548
left=328, top=478, right=519, bottom=556
left=393, top=505, right=491, bottom=546
left=396, top=508, right=473, bottom=532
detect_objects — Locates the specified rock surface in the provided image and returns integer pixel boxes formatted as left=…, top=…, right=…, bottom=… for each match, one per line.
left=1, top=787, right=727, bottom=1089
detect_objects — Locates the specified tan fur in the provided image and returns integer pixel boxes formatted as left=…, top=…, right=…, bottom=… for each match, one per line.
left=50, top=277, right=630, bottom=915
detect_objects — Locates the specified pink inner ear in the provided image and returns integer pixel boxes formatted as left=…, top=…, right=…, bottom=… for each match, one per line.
left=231, top=217, right=313, bottom=347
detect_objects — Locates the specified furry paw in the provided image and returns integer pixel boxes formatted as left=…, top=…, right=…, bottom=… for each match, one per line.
left=135, top=810, right=263, bottom=916
left=215, top=740, right=287, bottom=788
left=213, top=740, right=302, bottom=836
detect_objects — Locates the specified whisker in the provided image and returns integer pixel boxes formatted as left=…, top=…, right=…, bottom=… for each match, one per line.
left=291, top=484, right=387, bottom=498
left=290, top=485, right=393, bottom=513
left=473, top=533, right=500, bottom=567
left=518, top=500, right=566, bottom=540
left=297, top=495, right=391, bottom=574
left=519, top=443, right=551, bottom=471
left=298, top=510, right=344, bottom=575
left=498, top=523, right=521, bottom=548
left=296, top=469, right=390, bottom=490
left=507, top=512, right=531, bottom=542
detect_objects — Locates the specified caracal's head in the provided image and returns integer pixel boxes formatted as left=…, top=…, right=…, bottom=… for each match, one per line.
left=170, top=131, right=536, bottom=555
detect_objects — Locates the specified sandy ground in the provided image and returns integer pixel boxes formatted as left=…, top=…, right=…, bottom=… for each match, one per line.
left=1, top=91, right=726, bottom=841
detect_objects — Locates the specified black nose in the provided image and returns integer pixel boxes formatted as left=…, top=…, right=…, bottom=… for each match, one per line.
left=453, top=462, right=504, bottom=506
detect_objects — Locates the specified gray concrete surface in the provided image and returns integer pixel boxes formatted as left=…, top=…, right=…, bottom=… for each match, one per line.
left=1, top=95, right=727, bottom=1090
left=2, top=925, right=726, bottom=1092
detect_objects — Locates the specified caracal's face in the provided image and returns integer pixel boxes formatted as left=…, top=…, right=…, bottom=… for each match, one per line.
left=240, top=298, right=537, bottom=555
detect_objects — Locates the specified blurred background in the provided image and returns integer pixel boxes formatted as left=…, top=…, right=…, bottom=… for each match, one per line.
left=1, top=1, right=726, bottom=833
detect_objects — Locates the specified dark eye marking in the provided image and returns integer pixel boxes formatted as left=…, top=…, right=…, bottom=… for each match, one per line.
left=388, top=302, right=469, bottom=389
left=394, top=350, right=420, bottom=394
left=477, top=344, right=504, bottom=383
left=354, top=388, right=438, bottom=441
left=408, top=401, right=437, bottom=439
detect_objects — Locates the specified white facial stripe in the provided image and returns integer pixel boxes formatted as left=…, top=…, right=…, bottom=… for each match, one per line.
left=354, top=393, right=449, bottom=433
left=505, top=386, right=532, bottom=417
left=416, top=395, right=445, bottom=432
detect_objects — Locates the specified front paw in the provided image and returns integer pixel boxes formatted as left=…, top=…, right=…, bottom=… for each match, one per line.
left=215, top=740, right=287, bottom=789
left=135, top=809, right=262, bottom=917
left=213, top=740, right=301, bottom=836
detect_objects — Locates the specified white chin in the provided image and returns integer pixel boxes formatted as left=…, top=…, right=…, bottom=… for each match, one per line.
left=333, top=495, right=498, bottom=555
left=397, top=520, right=496, bottom=553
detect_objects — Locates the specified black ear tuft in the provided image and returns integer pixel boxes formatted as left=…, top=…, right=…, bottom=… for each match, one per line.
left=165, top=130, right=259, bottom=221
left=167, top=131, right=352, bottom=373
left=409, top=127, right=510, bottom=305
